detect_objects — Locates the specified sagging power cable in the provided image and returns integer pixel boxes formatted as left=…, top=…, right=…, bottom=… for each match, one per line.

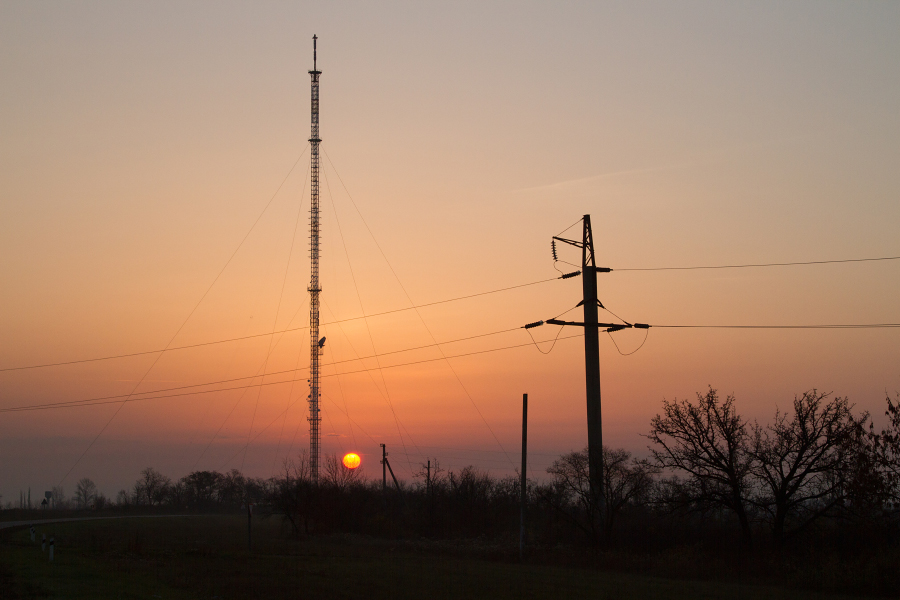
left=1, top=333, right=585, bottom=415
left=1, top=275, right=569, bottom=373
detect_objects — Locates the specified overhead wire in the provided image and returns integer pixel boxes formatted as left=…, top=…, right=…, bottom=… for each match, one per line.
left=613, top=255, right=900, bottom=272
left=322, top=171, right=418, bottom=473
left=556, top=218, right=584, bottom=238
left=654, top=323, right=900, bottom=329
left=9, top=319, right=899, bottom=416
left=0, top=277, right=564, bottom=373
left=191, top=296, right=309, bottom=471
left=1, top=333, right=587, bottom=415
left=2, top=324, right=522, bottom=414
left=323, top=321, right=357, bottom=449
left=266, top=162, right=311, bottom=476
left=185, top=315, right=253, bottom=454
left=243, top=156, right=310, bottom=473
left=607, top=328, right=650, bottom=356
left=56, top=146, right=309, bottom=486
left=323, top=148, right=516, bottom=470
left=322, top=391, right=379, bottom=446
left=526, top=303, right=581, bottom=355
left=5, top=252, right=897, bottom=374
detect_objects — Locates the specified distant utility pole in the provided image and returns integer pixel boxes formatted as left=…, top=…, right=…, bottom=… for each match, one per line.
left=307, top=34, right=323, bottom=482
left=381, top=443, right=387, bottom=497
left=380, top=444, right=402, bottom=494
left=520, top=393, right=528, bottom=560
left=247, top=501, right=253, bottom=554
left=524, top=215, right=649, bottom=535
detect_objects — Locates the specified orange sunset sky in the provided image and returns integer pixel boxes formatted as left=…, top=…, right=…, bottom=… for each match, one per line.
left=1, top=1, right=899, bottom=501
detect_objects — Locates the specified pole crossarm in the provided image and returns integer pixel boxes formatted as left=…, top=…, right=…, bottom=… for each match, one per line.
left=526, top=319, right=651, bottom=331
left=552, top=236, right=583, bottom=249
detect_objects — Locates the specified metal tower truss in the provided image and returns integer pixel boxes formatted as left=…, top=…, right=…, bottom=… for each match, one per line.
left=308, top=35, right=322, bottom=482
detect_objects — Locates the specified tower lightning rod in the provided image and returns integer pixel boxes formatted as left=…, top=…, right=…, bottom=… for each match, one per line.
left=308, top=34, right=322, bottom=482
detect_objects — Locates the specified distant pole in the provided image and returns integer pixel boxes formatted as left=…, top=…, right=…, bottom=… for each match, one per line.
left=520, top=393, right=528, bottom=560
left=426, top=460, right=431, bottom=497
left=381, top=443, right=387, bottom=501
left=247, top=502, right=252, bottom=554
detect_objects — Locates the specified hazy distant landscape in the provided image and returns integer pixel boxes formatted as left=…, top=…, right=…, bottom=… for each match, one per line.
left=5, top=387, right=900, bottom=598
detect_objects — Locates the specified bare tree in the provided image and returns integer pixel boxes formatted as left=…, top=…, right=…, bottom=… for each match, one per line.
left=872, top=392, right=900, bottom=502
left=322, top=454, right=363, bottom=492
left=271, top=454, right=316, bottom=537
left=75, top=478, right=97, bottom=509
left=603, top=448, right=657, bottom=536
left=751, top=391, right=866, bottom=543
left=179, top=471, right=222, bottom=507
left=51, top=485, right=67, bottom=509
left=135, top=467, right=171, bottom=506
left=548, top=446, right=656, bottom=538
left=547, top=447, right=595, bottom=538
left=648, top=388, right=755, bottom=545
left=218, top=469, right=246, bottom=507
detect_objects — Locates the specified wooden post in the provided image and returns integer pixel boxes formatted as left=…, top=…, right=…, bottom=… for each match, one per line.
left=247, top=502, right=252, bottom=554
left=381, top=444, right=387, bottom=502
left=520, top=393, right=528, bottom=560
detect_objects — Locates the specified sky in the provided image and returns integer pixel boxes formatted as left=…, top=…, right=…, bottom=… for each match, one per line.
left=1, top=1, right=899, bottom=503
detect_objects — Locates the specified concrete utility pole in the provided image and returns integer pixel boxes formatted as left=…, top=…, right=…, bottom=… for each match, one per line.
left=549, top=216, right=605, bottom=512
left=539, top=215, right=648, bottom=533
left=580, top=217, right=603, bottom=512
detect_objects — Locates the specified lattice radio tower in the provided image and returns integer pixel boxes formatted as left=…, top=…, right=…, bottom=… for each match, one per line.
left=307, top=35, right=323, bottom=481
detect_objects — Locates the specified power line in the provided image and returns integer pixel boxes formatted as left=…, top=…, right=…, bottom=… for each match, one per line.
left=654, top=323, right=900, bottom=329
left=0, top=326, right=531, bottom=413
left=613, top=255, right=900, bottom=272
left=56, top=148, right=311, bottom=486
left=0, top=277, right=563, bottom=373
left=323, top=148, right=517, bottom=470
left=244, top=150, right=311, bottom=474
left=0, top=332, right=584, bottom=414
left=7, top=256, right=896, bottom=374
left=322, top=168, right=417, bottom=473
left=10, top=318, right=899, bottom=416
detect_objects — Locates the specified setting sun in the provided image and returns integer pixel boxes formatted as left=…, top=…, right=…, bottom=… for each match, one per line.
left=342, top=453, right=361, bottom=470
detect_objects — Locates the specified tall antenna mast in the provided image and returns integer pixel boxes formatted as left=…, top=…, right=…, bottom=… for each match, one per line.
left=308, top=34, right=322, bottom=482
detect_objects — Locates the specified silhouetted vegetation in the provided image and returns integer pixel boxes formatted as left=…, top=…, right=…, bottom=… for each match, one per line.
left=6, top=388, right=900, bottom=597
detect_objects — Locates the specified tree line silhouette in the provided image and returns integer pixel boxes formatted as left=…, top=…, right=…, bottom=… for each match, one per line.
left=13, top=388, right=900, bottom=595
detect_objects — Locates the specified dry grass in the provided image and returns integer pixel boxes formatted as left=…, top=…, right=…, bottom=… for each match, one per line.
left=0, top=515, right=878, bottom=600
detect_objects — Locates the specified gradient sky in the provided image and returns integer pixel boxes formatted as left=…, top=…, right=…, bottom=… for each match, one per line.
left=2, top=1, right=899, bottom=503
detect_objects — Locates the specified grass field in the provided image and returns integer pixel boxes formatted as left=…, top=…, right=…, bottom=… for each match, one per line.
left=0, top=515, right=877, bottom=600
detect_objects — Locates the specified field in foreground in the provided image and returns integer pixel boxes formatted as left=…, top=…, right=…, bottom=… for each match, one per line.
left=0, top=515, right=877, bottom=600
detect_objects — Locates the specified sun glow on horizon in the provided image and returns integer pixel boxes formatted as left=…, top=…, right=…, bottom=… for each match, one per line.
left=342, top=453, right=361, bottom=470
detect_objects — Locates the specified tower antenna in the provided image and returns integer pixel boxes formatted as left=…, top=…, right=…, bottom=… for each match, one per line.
left=308, top=34, right=322, bottom=481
